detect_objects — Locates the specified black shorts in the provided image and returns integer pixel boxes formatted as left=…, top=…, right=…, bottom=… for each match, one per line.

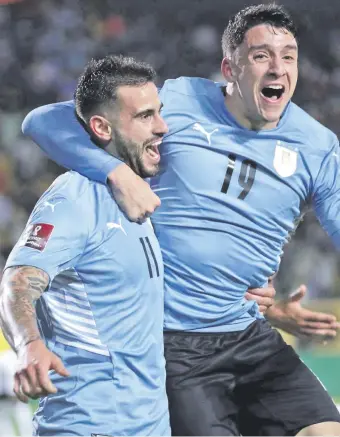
left=164, top=320, right=340, bottom=436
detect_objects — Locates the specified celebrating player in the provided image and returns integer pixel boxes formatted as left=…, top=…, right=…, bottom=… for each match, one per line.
left=0, top=55, right=170, bottom=436
left=22, top=4, right=340, bottom=436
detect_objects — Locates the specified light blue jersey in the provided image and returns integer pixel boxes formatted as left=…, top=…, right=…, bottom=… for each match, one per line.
left=22, top=77, right=340, bottom=334
left=6, top=172, right=169, bottom=436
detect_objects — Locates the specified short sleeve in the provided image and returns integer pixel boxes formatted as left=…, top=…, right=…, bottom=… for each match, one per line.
left=6, top=195, right=89, bottom=281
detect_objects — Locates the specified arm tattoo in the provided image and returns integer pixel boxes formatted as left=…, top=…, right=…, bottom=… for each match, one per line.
left=0, top=266, right=49, bottom=353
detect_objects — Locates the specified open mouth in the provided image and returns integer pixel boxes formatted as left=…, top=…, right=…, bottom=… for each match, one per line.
left=261, top=85, right=285, bottom=102
left=145, top=142, right=161, bottom=163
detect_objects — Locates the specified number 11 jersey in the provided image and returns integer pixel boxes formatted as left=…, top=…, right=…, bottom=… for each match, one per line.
left=151, top=76, right=340, bottom=333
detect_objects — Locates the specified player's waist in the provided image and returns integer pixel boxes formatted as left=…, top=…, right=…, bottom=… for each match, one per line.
left=48, top=339, right=111, bottom=362
left=163, top=297, right=262, bottom=332
left=50, top=341, right=167, bottom=387
left=47, top=336, right=165, bottom=363
left=164, top=312, right=261, bottom=333
left=42, top=342, right=170, bottom=435
left=163, top=270, right=262, bottom=303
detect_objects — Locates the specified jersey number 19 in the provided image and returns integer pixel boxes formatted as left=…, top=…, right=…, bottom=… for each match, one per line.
left=221, top=154, right=257, bottom=200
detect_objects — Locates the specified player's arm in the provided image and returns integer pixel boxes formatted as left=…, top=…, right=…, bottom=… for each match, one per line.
left=265, top=284, right=340, bottom=340
left=0, top=194, right=87, bottom=402
left=273, top=136, right=340, bottom=341
left=0, top=266, right=48, bottom=352
left=22, top=102, right=160, bottom=222
left=245, top=275, right=340, bottom=339
left=245, top=275, right=276, bottom=313
left=22, top=101, right=119, bottom=183
left=0, top=267, right=69, bottom=402
left=313, top=137, right=340, bottom=249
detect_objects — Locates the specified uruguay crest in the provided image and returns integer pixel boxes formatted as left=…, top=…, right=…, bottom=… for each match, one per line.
left=273, top=141, right=298, bottom=177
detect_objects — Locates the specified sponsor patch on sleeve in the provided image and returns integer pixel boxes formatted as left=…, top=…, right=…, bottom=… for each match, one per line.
left=23, top=223, right=55, bottom=251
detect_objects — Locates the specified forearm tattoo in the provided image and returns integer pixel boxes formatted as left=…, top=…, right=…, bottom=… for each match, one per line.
left=0, top=266, right=49, bottom=352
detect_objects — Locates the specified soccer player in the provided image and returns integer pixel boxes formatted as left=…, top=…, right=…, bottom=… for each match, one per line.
left=0, top=55, right=171, bottom=436
left=22, top=4, right=340, bottom=436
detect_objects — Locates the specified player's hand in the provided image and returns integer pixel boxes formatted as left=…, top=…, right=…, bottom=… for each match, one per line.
left=266, top=284, right=340, bottom=341
left=14, top=339, right=70, bottom=403
left=245, top=277, right=276, bottom=314
left=108, top=163, right=161, bottom=222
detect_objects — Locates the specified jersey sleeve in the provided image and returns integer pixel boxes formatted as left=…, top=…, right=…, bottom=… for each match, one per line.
left=312, top=138, right=340, bottom=249
left=5, top=195, right=89, bottom=282
left=22, top=101, right=122, bottom=184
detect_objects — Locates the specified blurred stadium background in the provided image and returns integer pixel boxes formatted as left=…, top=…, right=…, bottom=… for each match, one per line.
left=0, top=0, right=340, bottom=434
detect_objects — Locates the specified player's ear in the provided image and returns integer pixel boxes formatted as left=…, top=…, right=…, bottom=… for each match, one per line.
left=89, top=115, right=112, bottom=141
left=221, top=57, right=237, bottom=83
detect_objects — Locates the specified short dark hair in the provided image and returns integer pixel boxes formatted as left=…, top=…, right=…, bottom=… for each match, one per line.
left=222, top=3, right=298, bottom=56
left=75, top=54, right=156, bottom=122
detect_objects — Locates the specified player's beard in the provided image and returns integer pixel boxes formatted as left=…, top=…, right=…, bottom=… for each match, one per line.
left=112, top=129, right=160, bottom=179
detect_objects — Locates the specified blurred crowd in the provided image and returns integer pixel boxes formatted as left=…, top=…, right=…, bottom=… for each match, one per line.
left=1, top=0, right=340, bottom=298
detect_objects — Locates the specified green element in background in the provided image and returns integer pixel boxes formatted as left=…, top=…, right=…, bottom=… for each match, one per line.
left=9, top=413, right=20, bottom=437
left=300, top=353, right=340, bottom=399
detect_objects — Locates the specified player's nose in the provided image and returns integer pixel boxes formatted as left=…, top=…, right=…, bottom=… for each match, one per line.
left=268, top=56, right=286, bottom=77
left=155, top=114, right=169, bottom=135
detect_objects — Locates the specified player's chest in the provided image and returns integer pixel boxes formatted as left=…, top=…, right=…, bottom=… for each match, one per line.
left=85, top=212, right=163, bottom=284
left=161, top=123, right=318, bottom=210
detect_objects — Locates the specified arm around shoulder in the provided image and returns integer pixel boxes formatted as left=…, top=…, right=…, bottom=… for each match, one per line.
left=22, top=101, right=120, bottom=184
left=108, top=164, right=161, bottom=222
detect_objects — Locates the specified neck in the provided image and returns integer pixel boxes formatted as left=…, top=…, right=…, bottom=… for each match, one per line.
left=104, top=139, right=121, bottom=159
left=223, top=83, right=279, bottom=131
left=86, top=128, right=123, bottom=161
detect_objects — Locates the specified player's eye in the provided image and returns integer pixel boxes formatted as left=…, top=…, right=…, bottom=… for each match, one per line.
left=139, top=111, right=153, bottom=120
left=254, top=53, right=268, bottom=61
left=283, top=55, right=295, bottom=61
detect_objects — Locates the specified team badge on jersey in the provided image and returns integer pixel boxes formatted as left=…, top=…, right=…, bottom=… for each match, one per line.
left=273, top=141, right=298, bottom=177
left=20, top=223, right=54, bottom=251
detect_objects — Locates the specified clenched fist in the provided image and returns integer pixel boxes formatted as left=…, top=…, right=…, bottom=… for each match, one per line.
left=108, top=163, right=160, bottom=222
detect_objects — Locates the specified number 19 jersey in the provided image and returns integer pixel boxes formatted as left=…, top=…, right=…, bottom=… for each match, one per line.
left=151, top=77, right=340, bottom=332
